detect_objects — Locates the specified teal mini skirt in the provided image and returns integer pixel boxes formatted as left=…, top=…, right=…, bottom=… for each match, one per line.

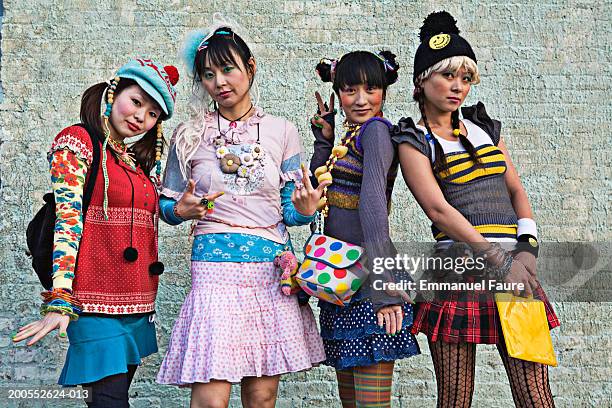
left=58, top=314, right=157, bottom=386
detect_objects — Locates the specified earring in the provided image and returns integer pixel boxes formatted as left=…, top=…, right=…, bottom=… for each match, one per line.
left=100, top=76, right=120, bottom=220
left=250, top=77, right=260, bottom=108
left=154, top=122, right=163, bottom=186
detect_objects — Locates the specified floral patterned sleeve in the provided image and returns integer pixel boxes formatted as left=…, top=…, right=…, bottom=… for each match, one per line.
left=49, top=149, right=88, bottom=291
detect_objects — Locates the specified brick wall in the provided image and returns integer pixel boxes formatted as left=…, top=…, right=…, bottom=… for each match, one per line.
left=0, top=1, right=609, bottom=407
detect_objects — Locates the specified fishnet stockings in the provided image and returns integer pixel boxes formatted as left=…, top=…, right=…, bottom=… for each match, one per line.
left=428, top=340, right=476, bottom=408
left=497, top=341, right=555, bottom=408
left=428, top=340, right=555, bottom=408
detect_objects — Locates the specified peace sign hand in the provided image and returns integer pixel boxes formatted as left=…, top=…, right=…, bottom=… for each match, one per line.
left=175, top=179, right=224, bottom=220
left=291, top=163, right=331, bottom=216
left=310, top=91, right=336, bottom=141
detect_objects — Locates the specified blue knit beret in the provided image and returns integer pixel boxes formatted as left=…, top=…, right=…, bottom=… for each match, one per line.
left=115, top=58, right=179, bottom=119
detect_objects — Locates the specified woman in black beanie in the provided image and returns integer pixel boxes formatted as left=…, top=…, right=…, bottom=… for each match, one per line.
left=391, top=11, right=559, bottom=408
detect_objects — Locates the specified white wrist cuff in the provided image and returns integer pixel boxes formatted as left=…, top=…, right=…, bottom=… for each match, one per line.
left=517, top=218, right=537, bottom=239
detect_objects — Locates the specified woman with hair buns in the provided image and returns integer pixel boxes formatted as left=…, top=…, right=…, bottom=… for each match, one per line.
left=309, top=51, right=420, bottom=408
left=155, top=16, right=326, bottom=408
left=392, top=11, right=559, bottom=407
left=13, top=58, right=179, bottom=408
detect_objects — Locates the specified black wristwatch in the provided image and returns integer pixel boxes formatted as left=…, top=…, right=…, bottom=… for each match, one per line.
left=516, top=234, right=539, bottom=258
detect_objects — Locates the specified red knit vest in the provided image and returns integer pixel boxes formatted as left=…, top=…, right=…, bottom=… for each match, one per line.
left=74, top=139, right=159, bottom=315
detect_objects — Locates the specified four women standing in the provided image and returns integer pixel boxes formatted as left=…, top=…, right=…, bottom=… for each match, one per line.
left=15, top=11, right=558, bottom=408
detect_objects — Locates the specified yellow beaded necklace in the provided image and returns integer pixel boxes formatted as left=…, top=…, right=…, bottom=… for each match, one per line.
left=313, top=122, right=361, bottom=217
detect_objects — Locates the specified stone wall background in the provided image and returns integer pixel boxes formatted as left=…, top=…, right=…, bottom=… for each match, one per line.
left=0, top=1, right=610, bottom=407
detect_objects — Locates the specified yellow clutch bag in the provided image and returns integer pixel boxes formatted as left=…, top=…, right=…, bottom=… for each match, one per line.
left=495, top=293, right=557, bottom=367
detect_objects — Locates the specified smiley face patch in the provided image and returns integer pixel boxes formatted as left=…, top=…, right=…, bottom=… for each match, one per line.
left=429, top=34, right=451, bottom=50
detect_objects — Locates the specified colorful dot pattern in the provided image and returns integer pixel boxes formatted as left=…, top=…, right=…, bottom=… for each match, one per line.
left=296, top=234, right=366, bottom=306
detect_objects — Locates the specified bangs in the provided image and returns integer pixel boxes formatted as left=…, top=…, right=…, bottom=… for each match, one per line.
left=194, top=32, right=247, bottom=75
left=418, top=56, right=481, bottom=84
left=334, top=52, right=386, bottom=90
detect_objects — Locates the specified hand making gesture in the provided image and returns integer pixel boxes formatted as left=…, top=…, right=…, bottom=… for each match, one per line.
left=291, top=163, right=331, bottom=216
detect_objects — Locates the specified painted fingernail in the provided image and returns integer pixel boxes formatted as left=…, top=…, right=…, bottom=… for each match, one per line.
left=314, top=123, right=324, bottom=129
left=59, top=332, right=67, bottom=338
left=314, top=115, right=320, bottom=120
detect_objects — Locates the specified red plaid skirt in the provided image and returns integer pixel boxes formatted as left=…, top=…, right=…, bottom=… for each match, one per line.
left=411, top=284, right=560, bottom=344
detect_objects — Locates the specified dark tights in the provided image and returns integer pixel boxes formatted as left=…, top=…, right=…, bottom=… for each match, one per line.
left=428, top=340, right=554, bottom=408
left=82, top=365, right=138, bottom=408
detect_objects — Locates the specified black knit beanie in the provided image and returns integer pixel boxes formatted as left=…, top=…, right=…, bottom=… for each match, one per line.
left=413, top=11, right=477, bottom=83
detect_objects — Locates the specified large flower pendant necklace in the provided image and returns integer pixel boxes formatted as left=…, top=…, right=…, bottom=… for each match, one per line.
left=214, top=108, right=265, bottom=189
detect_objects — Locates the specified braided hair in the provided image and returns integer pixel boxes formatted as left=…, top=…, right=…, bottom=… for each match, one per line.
left=414, top=84, right=481, bottom=176
left=413, top=12, right=482, bottom=175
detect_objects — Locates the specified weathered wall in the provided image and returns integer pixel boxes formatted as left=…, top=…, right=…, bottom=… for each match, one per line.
left=0, top=1, right=610, bottom=407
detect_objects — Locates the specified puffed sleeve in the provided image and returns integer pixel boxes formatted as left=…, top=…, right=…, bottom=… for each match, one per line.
left=390, top=117, right=432, bottom=158
left=461, top=101, right=502, bottom=146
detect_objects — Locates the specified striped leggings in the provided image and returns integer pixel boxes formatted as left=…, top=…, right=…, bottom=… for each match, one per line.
left=336, top=361, right=395, bottom=408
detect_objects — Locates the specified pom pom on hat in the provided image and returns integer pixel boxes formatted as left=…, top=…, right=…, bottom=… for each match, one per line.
left=164, top=65, right=180, bottom=86
left=412, top=10, right=477, bottom=82
left=419, top=11, right=460, bottom=42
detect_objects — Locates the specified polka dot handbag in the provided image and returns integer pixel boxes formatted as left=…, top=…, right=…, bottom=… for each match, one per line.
left=296, top=232, right=369, bottom=306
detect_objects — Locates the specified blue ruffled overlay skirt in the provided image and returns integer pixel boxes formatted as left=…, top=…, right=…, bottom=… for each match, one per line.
left=319, top=295, right=420, bottom=370
left=58, top=315, right=157, bottom=385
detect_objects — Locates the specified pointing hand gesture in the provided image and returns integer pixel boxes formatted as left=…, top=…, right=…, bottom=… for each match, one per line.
left=174, top=179, right=224, bottom=220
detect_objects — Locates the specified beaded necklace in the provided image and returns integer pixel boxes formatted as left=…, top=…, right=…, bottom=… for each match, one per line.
left=314, top=121, right=361, bottom=217
left=107, top=137, right=136, bottom=169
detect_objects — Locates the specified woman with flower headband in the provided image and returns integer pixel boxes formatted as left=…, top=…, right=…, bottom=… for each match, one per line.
left=308, top=50, right=420, bottom=407
left=155, top=19, right=326, bottom=407
left=13, top=59, right=179, bottom=407
left=391, top=11, right=559, bottom=407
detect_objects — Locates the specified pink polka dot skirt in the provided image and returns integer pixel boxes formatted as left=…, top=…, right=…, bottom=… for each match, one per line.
left=156, top=261, right=326, bottom=385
